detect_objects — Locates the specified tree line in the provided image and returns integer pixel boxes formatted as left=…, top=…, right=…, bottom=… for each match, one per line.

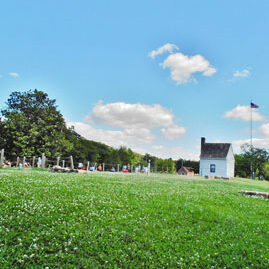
left=0, top=90, right=190, bottom=172
left=0, top=89, right=268, bottom=178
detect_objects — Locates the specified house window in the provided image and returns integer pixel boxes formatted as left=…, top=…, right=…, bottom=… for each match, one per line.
left=210, top=164, right=216, bottom=173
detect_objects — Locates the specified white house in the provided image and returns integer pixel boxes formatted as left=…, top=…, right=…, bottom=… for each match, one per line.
left=199, top=137, right=234, bottom=178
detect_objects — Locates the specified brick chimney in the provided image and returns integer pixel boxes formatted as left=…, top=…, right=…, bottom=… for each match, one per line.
left=201, top=137, right=206, bottom=149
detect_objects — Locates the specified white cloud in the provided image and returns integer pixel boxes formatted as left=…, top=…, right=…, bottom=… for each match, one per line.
left=259, top=123, right=269, bottom=137
left=90, top=101, right=174, bottom=129
left=68, top=101, right=189, bottom=159
left=161, top=53, right=216, bottom=84
left=149, top=43, right=179, bottom=59
left=233, top=68, right=250, bottom=78
left=86, top=101, right=185, bottom=140
left=151, top=145, right=199, bottom=160
left=67, top=122, right=155, bottom=146
left=84, top=115, right=94, bottom=123
left=203, top=67, right=217, bottom=76
left=149, top=43, right=216, bottom=84
left=232, top=138, right=269, bottom=153
left=152, top=145, right=164, bottom=150
left=9, top=72, right=19, bottom=78
left=160, top=124, right=186, bottom=140
left=224, top=105, right=266, bottom=122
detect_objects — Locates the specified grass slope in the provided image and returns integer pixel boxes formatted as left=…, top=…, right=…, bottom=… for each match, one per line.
left=0, top=169, right=268, bottom=268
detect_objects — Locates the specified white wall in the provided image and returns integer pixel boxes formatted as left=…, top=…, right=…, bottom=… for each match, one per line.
left=199, top=158, right=227, bottom=177
left=226, top=146, right=235, bottom=177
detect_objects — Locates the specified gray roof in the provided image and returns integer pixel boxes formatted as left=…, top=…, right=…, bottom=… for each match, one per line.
left=200, top=143, right=231, bottom=159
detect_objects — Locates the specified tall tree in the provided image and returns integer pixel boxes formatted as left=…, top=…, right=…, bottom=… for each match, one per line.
left=235, top=144, right=269, bottom=178
left=1, top=90, right=73, bottom=158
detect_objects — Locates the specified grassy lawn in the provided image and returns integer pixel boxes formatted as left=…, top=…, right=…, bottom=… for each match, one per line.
left=0, top=169, right=268, bottom=268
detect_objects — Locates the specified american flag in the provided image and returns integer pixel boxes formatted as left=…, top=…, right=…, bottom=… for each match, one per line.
left=250, top=102, right=259, bottom=108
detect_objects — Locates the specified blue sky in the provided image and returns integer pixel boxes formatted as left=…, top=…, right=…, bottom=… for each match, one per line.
left=0, top=0, right=268, bottom=160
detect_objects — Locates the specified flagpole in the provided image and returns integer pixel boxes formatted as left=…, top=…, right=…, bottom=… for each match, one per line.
left=250, top=100, right=253, bottom=179
left=250, top=100, right=252, bottom=149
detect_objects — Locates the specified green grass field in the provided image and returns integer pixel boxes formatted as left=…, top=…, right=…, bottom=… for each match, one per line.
left=0, top=169, right=268, bottom=268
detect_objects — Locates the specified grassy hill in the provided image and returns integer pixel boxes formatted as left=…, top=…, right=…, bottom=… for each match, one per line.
left=0, top=169, right=268, bottom=268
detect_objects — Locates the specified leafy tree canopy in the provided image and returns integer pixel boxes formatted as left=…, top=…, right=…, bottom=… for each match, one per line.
left=235, top=143, right=269, bottom=179
left=1, top=89, right=72, bottom=158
